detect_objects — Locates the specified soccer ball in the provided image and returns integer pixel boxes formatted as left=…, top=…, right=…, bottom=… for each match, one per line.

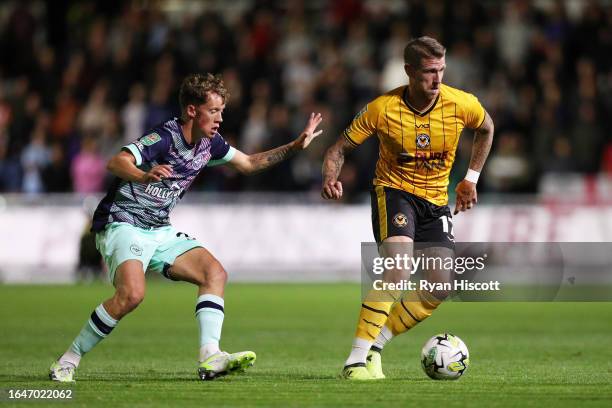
left=421, top=333, right=469, bottom=380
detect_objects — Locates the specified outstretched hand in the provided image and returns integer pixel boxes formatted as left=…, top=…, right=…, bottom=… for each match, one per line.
left=294, top=112, right=323, bottom=150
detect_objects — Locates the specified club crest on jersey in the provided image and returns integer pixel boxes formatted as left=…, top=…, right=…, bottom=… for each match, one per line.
left=141, top=133, right=161, bottom=146
left=192, top=154, right=203, bottom=170
left=416, top=133, right=430, bottom=149
left=392, top=213, right=408, bottom=228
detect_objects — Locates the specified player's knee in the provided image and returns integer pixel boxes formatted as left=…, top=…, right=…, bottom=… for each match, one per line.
left=204, top=263, right=227, bottom=288
left=116, top=287, right=145, bottom=312
left=384, top=267, right=411, bottom=283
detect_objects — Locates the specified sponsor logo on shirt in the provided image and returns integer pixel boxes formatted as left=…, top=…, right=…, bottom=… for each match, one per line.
left=144, top=182, right=183, bottom=199
left=397, top=150, right=449, bottom=170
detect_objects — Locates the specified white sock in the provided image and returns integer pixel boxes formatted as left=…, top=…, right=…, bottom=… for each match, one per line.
left=344, top=337, right=372, bottom=366
left=195, top=294, right=225, bottom=362
left=373, top=325, right=394, bottom=350
left=59, top=350, right=81, bottom=368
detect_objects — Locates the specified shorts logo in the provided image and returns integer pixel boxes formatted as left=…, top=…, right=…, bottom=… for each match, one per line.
left=141, top=133, right=161, bottom=146
left=130, top=244, right=143, bottom=256
left=392, top=213, right=408, bottom=228
left=416, top=133, right=430, bottom=149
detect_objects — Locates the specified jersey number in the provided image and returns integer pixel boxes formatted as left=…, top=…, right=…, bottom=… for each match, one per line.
left=440, top=216, right=455, bottom=240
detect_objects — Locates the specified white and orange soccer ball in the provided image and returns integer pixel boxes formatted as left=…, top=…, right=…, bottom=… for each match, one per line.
left=421, top=333, right=470, bottom=380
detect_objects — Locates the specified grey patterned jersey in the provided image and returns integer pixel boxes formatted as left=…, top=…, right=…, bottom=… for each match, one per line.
left=92, top=118, right=234, bottom=231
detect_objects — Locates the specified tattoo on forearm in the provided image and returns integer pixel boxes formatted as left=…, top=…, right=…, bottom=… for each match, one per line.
left=322, top=137, right=353, bottom=181
left=469, top=112, right=494, bottom=171
left=249, top=143, right=296, bottom=173
left=323, top=148, right=344, bottom=181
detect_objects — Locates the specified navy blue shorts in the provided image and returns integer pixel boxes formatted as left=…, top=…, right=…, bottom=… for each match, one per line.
left=370, top=186, right=454, bottom=248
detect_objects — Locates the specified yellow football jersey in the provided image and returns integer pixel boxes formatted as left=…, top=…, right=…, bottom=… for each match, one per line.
left=343, top=84, right=485, bottom=206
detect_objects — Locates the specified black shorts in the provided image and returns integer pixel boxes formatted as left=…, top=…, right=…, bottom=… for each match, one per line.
left=370, top=186, right=455, bottom=248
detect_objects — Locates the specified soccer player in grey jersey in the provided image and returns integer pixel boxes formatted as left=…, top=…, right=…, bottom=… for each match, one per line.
left=50, top=73, right=323, bottom=382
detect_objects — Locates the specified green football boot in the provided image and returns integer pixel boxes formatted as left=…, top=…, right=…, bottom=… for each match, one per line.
left=341, top=363, right=375, bottom=380
left=198, top=350, right=256, bottom=380
left=366, top=349, right=386, bottom=379
left=49, top=361, right=76, bottom=383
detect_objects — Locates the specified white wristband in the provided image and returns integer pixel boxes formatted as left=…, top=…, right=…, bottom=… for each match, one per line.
left=465, top=169, right=480, bottom=184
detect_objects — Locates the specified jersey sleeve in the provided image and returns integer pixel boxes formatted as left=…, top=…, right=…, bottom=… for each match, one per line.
left=462, top=93, right=486, bottom=129
left=207, top=133, right=236, bottom=167
left=122, top=131, right=172, bottom=166
left=342, top=98, right=383, bottom=147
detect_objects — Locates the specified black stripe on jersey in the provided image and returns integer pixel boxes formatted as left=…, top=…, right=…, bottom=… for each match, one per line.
left=440, top=94, right=446, bottom=193
left=90, top=311, right=114, bottom=335
left=343, top=130, right=359, bottom=147
left=361, top=303, right=389, bottom=316
left=454, top=103, right=458, bottom=147
left=424, top=106, right=432, bottom=198
left=397, top=95, right=404, bottom=190
left=195, top=300, right=225, bottom=314
left=398, top=92, right=404, bottom=152
left=400, top=300, right=422, bottom=322
left=384, top=103, right=394, bottom=186
left=411, top=110, right=418, bottom=195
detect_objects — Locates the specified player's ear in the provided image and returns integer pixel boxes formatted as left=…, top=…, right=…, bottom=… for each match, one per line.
left=186, top=104, right=197, bottom=119
left=404, top=64, right=414, bottom=77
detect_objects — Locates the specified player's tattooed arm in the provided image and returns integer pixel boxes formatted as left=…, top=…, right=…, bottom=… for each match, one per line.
left=469, top=110, right=494, bottom=172
left=321, top=136, right=355, bottom=200
left=107, top=151, right=172, bottom=183
left=247, top=143, right=298, bottom=171
left=454, top=110, right=494, bottom=215
left=229, top=113, right=323, bottom=174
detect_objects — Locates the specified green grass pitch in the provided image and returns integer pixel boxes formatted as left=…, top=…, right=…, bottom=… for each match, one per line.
left=1, top=282, right=611, bottom=407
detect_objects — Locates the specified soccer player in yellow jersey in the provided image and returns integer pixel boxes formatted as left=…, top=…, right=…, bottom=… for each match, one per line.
left=322, top=37, right=494, bottom=380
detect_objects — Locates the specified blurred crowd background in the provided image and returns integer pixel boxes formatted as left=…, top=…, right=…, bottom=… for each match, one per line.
left=0, top=0, right=610, bottom=201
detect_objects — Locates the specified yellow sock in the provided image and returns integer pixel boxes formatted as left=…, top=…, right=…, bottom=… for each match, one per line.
left=354, top=289, right=398, bottom=341
left=345, top=290, right=398, bottom=366
left=385, top=289, right=441, bottom=336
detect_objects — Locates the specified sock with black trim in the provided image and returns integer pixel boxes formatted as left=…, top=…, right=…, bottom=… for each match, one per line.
left=345, top=289, right=397, bottom=366
left=195, top=294, right=225, bottom=361
left=60, top=304, right=118, bottom=367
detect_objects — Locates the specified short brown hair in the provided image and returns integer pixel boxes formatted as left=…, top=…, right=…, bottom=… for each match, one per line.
left=403, top=37, right=446, bottom=67
left=179, top=73, right=229, bottom=111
